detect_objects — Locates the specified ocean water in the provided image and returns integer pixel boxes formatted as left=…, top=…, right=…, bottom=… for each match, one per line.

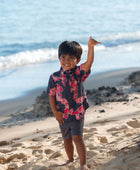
left=0, top=0, right=140, bottom=100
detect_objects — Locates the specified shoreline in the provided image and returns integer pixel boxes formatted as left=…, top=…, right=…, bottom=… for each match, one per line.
left=85, top=66, right=140, bottom=89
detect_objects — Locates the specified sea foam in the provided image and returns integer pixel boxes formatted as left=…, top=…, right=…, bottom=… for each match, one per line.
left=0, top=31, right=140, bottom=70
left=0, top=48, right=57, bottom=69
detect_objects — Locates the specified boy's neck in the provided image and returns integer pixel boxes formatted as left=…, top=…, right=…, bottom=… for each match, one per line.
left=61, top=65, right=77, bottom=73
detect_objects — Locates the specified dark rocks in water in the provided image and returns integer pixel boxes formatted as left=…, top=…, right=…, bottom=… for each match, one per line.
left=33, top=86, right=130, bottom=116
left=33, top=91, right=53, bottom=117
left=32, top=71, right=140, bottom=116
left=124, top=71, right=140, bottom=92
left=126, top=71, right=140, bottom=83
left=125, top=71, right=140, bottom=87
left=86, top=86, right=128, bottom=105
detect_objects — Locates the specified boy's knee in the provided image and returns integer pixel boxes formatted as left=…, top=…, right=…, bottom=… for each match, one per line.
left=64, top=138, right=72, bottom=143
left=72, top=135, right=83, bottom=143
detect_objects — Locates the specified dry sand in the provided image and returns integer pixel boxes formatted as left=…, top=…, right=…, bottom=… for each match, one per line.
left=0, top=68, right=140, bottom=170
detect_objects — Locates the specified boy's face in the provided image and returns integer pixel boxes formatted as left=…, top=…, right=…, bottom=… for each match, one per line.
left=59, top=54, right=80, bottom=71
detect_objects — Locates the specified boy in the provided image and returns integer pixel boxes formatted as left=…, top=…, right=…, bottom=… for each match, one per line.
left=47, top=36, right=101, bottom=170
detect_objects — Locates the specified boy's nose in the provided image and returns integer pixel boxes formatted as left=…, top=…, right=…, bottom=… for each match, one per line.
left=64, top=58, right=71, bottom=61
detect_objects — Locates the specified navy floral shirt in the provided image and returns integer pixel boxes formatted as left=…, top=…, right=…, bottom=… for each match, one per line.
left=47, top=64, right=90, bottom=120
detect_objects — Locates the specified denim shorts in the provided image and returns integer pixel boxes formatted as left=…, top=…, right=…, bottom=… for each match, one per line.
left=59, top=117, right=84, bottom=139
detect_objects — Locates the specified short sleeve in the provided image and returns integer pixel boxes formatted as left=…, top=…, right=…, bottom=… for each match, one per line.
left=47, top=75, right=56, bottom=96
left=80, top=64, right=91, bottom=83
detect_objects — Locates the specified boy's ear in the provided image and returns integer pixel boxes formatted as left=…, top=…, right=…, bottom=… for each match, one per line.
left=77, top=58, right=81, bottom=64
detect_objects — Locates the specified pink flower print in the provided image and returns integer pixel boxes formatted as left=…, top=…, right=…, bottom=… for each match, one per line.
left=62, top=80, right=66, bottom=86
left=80, top=63, right=85, bottom=71
left=75, top=68, right=80, bottom=75
left=73, top=110, right=79, bottom=115
left=71, top=76, right=75, bottom=80
left=70, top=80, right=78, bottom=93
left=52, top=75, right=61, bottom=82
left=63, top=74, right=66, bottom=79
left=61, top=98, right=70, bottom=109
left=70, top=80, right=77, bottom=87
left=56, top=84, right=63, bottom=93
left=76, top=96, right=85, bottom=104
left=73, top=92, right=78, bottom=102
left=77, top=105, right=85, bottom=113
left=81, top=75, right=89, bottom=83
left=61, top=74, right=67, bottom=86
left=56, top=95, right=64, bottom=104
left=64, top=114, right=69, bottom=119
left=75, top=114, right=80, bottom=120
left=59, top=94, right=62, bottom=97
left=64, top=108, right=69, bottom=114
left=69, top=108, right=74, bottom=114
left=49, top=87, right=56, bottom=96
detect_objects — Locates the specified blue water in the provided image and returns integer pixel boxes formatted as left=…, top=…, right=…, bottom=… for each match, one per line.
left=0, top=0, right=140, bottom=100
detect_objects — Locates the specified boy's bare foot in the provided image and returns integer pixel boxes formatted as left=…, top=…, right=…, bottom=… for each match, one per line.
left=59, top=160, right=73, bottom=166
left=80, top=164, right=89, bottom=170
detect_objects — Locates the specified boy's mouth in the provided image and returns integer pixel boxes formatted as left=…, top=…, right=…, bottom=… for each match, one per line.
left=64, top=64, right=71, bottom=67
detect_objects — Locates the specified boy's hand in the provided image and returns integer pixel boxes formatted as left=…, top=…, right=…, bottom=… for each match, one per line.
left=54, top=111, right=64, bottom=125
left=84, top=36, right=101, bottom=73
left=88, top=36, right=101, bottom=48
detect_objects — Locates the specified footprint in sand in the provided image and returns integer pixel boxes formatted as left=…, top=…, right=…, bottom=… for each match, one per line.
left=0, top=140, right=12, bottom=146
left=32, top=149, right=43, bottom=155
left=107, top=125, right=128, bottom=132
left=44, top=149, right=55, bottom=155
left=12, top=143, right=23, bottom=147
left=52, top=139, right=61, bottom=145
left=0, top=153, right=27, bottom=165
left=49, top=151, right=63, bottom=159
left=0, top=149, right=13, bottom=154
left=83, top=127, right=97, bottom=133
left=98, top=136, right=109, bottom=143
left=127, top=118, right=140, bottom=128
left=8, top=163, right=19, bottom=169
left=0, top=156, right=7, bottom=164
left=32, top=137, right=44, bottom=141
left=7, top=153, right=26, bottom=162
left=27, top=145, right=42, bottom=149
left=87, top=150, right=97, bottom=159
left=84, top=133, right=93, bottom=140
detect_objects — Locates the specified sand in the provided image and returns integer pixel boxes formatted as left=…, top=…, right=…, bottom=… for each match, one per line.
left=0, top=68, right=140, bottom=170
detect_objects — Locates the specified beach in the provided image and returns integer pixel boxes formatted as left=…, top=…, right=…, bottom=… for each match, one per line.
left=0, top=0, right=140, bottom=169
left=0, top=68, right=140, bottom=170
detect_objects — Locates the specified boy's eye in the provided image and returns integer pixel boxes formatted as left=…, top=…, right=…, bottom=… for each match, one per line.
left=61, top=56, right=66, bottom=60
left=60, top=55, right=76, bottom=61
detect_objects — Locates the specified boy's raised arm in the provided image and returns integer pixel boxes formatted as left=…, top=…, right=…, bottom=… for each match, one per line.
left=84, top=36, right=101, bottom=73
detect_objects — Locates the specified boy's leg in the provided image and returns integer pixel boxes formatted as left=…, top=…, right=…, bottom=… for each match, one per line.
left=63, top=137, right=74, bottom=162
left=72, top=135, right=89, bottom=170
left=59, top=122, right=74, bottom=165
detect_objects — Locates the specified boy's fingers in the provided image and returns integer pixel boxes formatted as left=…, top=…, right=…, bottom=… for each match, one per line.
left=59, top=116, right=64, bottom=125
left=59, top=120, right=64, bottom=125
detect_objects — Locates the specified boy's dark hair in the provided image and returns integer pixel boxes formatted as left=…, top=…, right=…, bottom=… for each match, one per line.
left=58, top=41, right=82, bottom=60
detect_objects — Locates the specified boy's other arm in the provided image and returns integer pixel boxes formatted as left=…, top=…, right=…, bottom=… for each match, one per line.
left=84, top=36, right=101, bottom=73
left=49, top=95, right=64, bottom=125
